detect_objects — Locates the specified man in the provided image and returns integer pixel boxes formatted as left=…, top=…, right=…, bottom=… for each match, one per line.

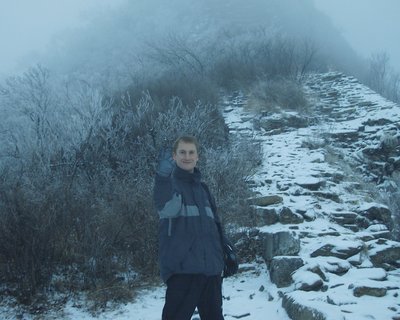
left=153, top=135, right=234, bottom=320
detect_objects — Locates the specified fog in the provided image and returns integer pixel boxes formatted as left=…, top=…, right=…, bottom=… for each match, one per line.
left=314, top=0, right=400, bottom=72
left=1, top=0, right=399, bottom=82
left=0, top=2, right=399, bottom=310
left=0, top=0, right=124, bottom=77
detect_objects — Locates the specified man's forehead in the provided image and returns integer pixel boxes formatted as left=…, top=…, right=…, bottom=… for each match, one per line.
left=176, top=141, right=197, bottom=150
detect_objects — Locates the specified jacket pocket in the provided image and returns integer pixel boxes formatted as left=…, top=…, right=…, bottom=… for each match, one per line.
left=159, top=232, right=195, bottom=271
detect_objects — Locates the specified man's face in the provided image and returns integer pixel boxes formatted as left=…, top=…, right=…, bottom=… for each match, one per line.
left=173, top=141, right=199, bottom=173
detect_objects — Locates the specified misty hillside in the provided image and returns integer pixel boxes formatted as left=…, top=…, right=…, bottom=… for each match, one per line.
left=0, top=0, right=399, bottom=319
left=3, top=71, right=399, bottom=319
left=42, top=0, right=364, bottom=89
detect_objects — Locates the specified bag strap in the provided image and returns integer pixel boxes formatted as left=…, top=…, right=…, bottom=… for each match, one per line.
left=201, top=182, right=225, bottom=244
left=202, top=183, right=239, bottom=278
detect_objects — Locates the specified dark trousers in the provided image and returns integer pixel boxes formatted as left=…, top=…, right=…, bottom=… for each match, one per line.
left=162, top=274, right=224, bottom=320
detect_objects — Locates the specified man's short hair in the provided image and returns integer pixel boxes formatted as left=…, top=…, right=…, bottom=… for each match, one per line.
left=173, top=135, right=199, bottom=154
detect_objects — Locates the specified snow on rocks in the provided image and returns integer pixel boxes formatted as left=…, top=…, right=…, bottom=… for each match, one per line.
left=221, top=74, right=400, bottom=320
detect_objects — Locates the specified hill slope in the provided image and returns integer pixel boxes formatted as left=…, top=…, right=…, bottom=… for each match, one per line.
left=222, top=71, right=400, bottom=320
left=2, top=72, right=399, bottom=320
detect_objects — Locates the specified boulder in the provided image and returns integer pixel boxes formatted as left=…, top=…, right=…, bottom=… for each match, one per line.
left=366, top=224, right=392, bottom=240
left=295, top=177, right=325, bottom=191
left=356, top=203, right=393, bottom=230
left=249, top=195, right=283, bottom=207
left=254, top=207, right=279, bottom=226
left=353, top=285, right=387, bottom=297
left=314, top=257, right=352, bottom=275
left=361, top=146, right=383, bottom=160
left=367, top=238, right=400, bottom=269
left=313, top=191, right=341, bottom=203
left=297, top=209, right=315, bottom=222
left=310, top=240, right=364, bottom=259
left=282, top=293, right=327, bottom=320
left=269, top=256, right=304, bottom=287
left=329, top=211, right=358, bottom=225
left=292, top=269, right=324, bottom=291
left=260, top=230, right=301, bottom=262
left=330, top=130, right=359, bottom=143
left=279, top=207, right=304, bottom=224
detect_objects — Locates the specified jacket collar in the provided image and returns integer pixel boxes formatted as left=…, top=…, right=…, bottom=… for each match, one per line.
left=173, top=166, right=201, bottom=184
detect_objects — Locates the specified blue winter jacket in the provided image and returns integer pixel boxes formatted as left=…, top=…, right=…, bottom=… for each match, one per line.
left=153, top=166, right=224, bottom=282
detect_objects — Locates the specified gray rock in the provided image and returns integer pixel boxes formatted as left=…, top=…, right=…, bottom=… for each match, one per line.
left=367, top=238, right=400, bottom=269
left=313, top=191, right=341, bottom=202
left=249, top=195, right=283, bottom=207
left=329, top=211, right=358, bottom=225
left=254, top=207, right=279, bottom=226
left=279, top=207, right=304, bottom=224
left=293, top=270, right=324, bottom=291
left=356, top=203, right=393, bottom=230
left=296, top=278, right=324, bottom=292
left=295, top=178, right=325, bottom=191
left=282, top=294, right=327, bottom=320
left=297, top=209, right=315, bottom=222
left=323, top=260, right=351, bottom=275
left=269, top=256, right=304, bottom=287
left=260, top=230, right=300, bottom=262
left=310, top=241, right=363, bottom=259
left=353, top=285, right=387, bottom=297
left=330, top=130, right=359, bottom=143
left=366, top=224, right=392, bottom=240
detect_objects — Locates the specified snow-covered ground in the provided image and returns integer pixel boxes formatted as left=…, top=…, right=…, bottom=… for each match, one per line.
left=64, top=263, right=291, bottom=320
left=1, top=72, right=400, bottom=319
left=0, top=263, right=290, bottom=319
left=220, top=73, right=400, bottom=320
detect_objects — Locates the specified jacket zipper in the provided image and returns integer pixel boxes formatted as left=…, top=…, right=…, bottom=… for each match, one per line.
left=168, top=218, right=172, bottom=236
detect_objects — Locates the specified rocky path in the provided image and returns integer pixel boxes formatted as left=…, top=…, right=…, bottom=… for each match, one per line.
left=222, top=73, right=400, bottom=320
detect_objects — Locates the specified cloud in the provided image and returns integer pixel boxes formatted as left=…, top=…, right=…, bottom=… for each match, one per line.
left=0, top=0, right=124, bottom=77
left=313, top=0, right=400, bottom=72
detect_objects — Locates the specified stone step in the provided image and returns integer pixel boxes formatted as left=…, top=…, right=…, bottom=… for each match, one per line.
left=343, top=224, right=359, bottom=232
left=330, top=212, right=358, bottom=225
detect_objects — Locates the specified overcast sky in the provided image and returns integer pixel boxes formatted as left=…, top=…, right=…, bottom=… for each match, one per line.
left=0, top=0, right=124, bottom=77
left=313, top=0, right=400, bottom=72
left=1, top=0, right=399, bottom=78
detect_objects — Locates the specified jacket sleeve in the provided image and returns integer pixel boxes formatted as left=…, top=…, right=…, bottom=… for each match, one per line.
left=153, top=173, right=183, bottom=218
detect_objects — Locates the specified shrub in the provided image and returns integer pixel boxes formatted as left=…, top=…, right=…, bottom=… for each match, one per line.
left=0, top=68, right=260, bottom=309
left=209, top=31, right=319, bottom=90
left=0, top=26, right=316, bottom=310
left=201, top=138, right=262, bottom=226
left=248, top=78, right=309, bottom=113
left=123, top=71, right=219, bottom=107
